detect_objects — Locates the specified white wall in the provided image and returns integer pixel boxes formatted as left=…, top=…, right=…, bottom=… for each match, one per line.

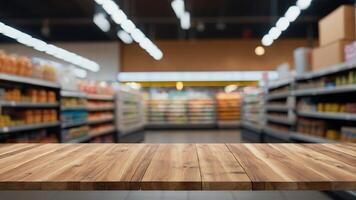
left=0, top=42, right=120, bottom=81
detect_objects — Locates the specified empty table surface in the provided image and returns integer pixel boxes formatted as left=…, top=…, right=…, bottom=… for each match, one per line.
left=0, top=143, right=355, bottom=190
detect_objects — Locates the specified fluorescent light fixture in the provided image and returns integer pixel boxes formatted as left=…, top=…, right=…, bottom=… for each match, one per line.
left=93, top=13, right=111, bottom=32
left=94, top=0, right=163, bottom=60
left=118, top=71, right=278, bottom=82
left=0, top=21, right=100, bottom=72
left=180, top=12, right=191, bottom=30
left=73, top=68, right=88, bottom=78
left=285, top=6, right=301, bottom=22
left=268, top=27, right=282, bottom=40
left=261, top=0, right=310, bottom=47
left=296, top=0, right=312, bottom=10
left=171, top=0, right=185, bottom=18
left=171, top=0, right=190, bottom=30
left=117, top=30, right=133, bottom=44
left=261, top=35, right=273, bottom=46
left=176, top=81, right=184, bottom=91
left=276, top=17, right=290, bottom=31
left=224, top=85, right=238, bottom=93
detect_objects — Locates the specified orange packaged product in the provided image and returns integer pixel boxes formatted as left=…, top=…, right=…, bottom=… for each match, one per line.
left=34, top=110, right=42, bottom=123
left=25, top=110, right=34, bottom=124
left=29, top=89, right=38, bottom=103
left=8, top=55, right=17, bottom=75
left=47, top=91, right=56, bottom=103
left=38, top=90, right=47, bottom=103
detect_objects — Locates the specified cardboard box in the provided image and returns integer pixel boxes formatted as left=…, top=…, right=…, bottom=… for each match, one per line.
left=319, top=5, right=355, bottom=46
left=312, top=40, right=352, bottom=71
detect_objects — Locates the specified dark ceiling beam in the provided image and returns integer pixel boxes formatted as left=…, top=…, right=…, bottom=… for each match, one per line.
left=8, top=16, right=318, bottom=26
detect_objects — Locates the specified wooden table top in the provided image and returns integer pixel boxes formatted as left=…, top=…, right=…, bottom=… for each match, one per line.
left=0, top=143, right=355, bottom=191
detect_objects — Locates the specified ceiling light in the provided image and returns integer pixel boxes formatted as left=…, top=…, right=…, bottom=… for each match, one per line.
left=296, top=0, right=312, bottom=10
left=268, top=27, right=281, bottom=40
left=255, top=46, right=265, bottom=56
left=94, top=0, right=163, bottom=60
left=180, top=12, right=191, bottom=30
left=171, top=0, right=185, bottom=18
left=285, top=6, right=301, bottom=22
left=176, top=81, right=184, bottom=91
left=117, top=30, right=133, bottom=44
left=276, top=17, right=290, bottom=31
left=93, top=13, right=111, bottom=32
left=224, top=85, right=238, bottom=93
left=261, top=35, right=273, bottom=46
left=0, top=21, right=99, bottom=72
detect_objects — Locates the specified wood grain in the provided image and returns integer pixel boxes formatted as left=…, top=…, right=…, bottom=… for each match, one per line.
left=196, top=144, right=251, bottom=190
left=0, top=143, right=355, bottom=191
left=227, top=143, right=356, bottom=190
left=141, top=144, right=201, bottom=190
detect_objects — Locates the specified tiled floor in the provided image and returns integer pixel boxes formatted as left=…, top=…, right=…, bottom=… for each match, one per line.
left=0, top=129, right=333, bottom=200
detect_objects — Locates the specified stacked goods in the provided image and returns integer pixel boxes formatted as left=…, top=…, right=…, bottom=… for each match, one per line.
left=0, top=88, right=56, bottom=103
left=88, top=112, right=114, bottom=121
left=78, top=80, right=115, bottom=96
left=5, top=130, right=58, bottom=143
left=297, top=69, right=356, bottom=90
left=61, top=97, right=87, bottom=108
left=188, top=99, right=215, bottom=124
left=312, top=5, right=355, bottom=70
left=147, top=99, right=167, bottom=124
left=166, top=100, right=188, bottom=124
left=61, top=110, right=87, bottom=124
left=0, top=51, right=57, bottom=81
left=241, top=87, right=265, bottom=126
left=0, top=109, right=57, bottom=127
left=297, top=98, right=356, bottom=114
left=297, top=117, right=341, bottom=140
left=341, top=127, right=356, bottom=142
left=62, top=126, right=89, bottom=142
left=89, top=124, right=115, bottom=137
left=216, top=92, right=241, bottom=123
left=87, top=100, right=114, bottom=109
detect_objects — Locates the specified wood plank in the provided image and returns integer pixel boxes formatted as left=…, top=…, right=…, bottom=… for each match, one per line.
left=141, top=144, right=201, bottom=190
left=300, top=144, right=356, bottom=166
left=0, top=144, right=38, bottom=159
left=196, top=144, right=251, bottom=190
left=227, top=144, right=335, bottom=190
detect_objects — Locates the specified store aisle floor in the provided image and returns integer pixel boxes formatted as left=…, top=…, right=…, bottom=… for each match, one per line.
left=144, top=129, right=243, bottom=143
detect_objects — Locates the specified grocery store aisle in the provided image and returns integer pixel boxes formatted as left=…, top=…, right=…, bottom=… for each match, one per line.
left=144, top=129, right=243, bottom=143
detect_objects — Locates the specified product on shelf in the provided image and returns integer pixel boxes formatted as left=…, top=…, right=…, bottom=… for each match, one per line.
left=62, top=126, right=89, bottom=142
left=297, top=98, right=356, bottom=114
left=4, top=130, right=58, bottom=143
left=89, top=124, right=115, bottom=137
left=0, top=51, right=57, bottom=82
left=78, top=80, right=115, bottom=96
left=241, top=87, right=265, bottom=126
left=341, top=127, right=356, bottom=142
left=0, top=109, right=57, bottom=128
left=88, top=112, right=114, bottom=121
left=0, top=88, right=56, bottom=103
left=61, top=110, right=87, bottom=124
left=86, top=100, right=114, bottom=109
left=61, top=97, right=87, bottom=108
left=216, top=92, right=241, bottom=122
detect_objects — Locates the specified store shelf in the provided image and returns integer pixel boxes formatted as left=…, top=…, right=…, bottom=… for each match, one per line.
left=289, top=132, right=335, bottom=143
left=268, top=78, right=293, bottom=90
left=61, top=121, right=87, bottom=129
left=264, top=126, right=290, bottom=141
left=0, top=101, right=59, bottom=108
left=0, top=73, right=60, bottom=89
left=60, top=90, right=87, bottom=98
left=296, top=62, right=356, bottom=81
left=265, top=105, right=291, bottom=112
left=88, top=117, right=114, bottom=125
left=61, top=106, right=87, bottom=111
left=87, top=94, right=114, bottom=101
left=0, top=122, right=60, bottom=134
left=298, top=111, right=356, bottom=121
left=266, top=92, right=290, bottom=101
left=240, top=121, right=263, bottom=133
left=64, top=135, right=91, bottom=143
left=293, top=84, right=356, bottom=96
left=266, top=115, right=294, bottom=125
left=87, top=106, right=115, bottom=112
left=90, top=127, right=116, bottom=138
